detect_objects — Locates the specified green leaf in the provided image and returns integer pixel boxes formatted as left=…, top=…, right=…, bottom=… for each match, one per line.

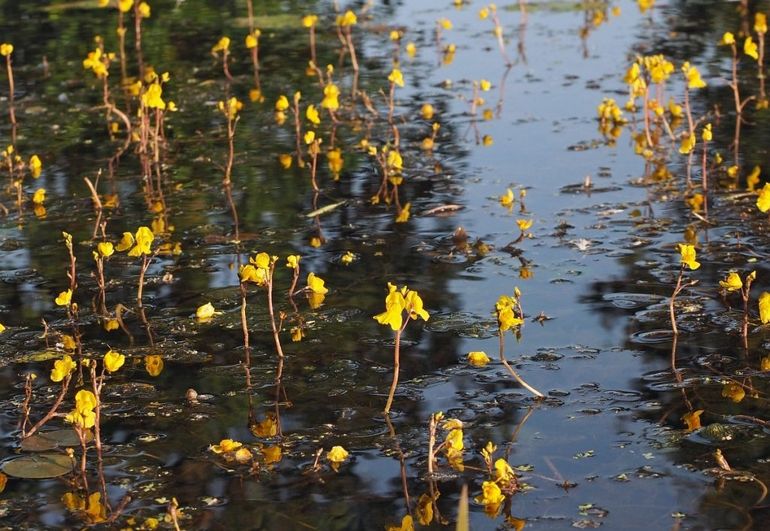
left=2, top=453, right=72, bottom=479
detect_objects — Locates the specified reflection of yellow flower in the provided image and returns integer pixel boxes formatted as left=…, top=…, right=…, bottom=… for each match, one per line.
left=386, top=515, right=413, bottom=531
left=475, top=480, right=505, bottom=505
left=722, top=383, right=745, bottom=403
left=210, top=439, right=242, bottom=454
left=145, top=355, right=164, bottom=377
left=499, top=188, right=514, bottom=207
left=682, top=409, right=703, bottom=432
left=759, top=292, right=770, bottom=324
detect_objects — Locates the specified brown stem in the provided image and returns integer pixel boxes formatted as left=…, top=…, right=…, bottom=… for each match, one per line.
left=498, top=330, right=544, bottom=398
left=22, top=374, right=72, bottom=439
left=267, top=263, right=284, bottom=360
left=6, top=55, right=16, bottom=145
left=240, top=283, right=250, bottom=349
left=384, top=320, right=409, bottom=413
left=137, top=254, right=150, bottom=308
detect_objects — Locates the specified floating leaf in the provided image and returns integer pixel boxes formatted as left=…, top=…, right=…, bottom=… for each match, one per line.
left=21, top=429, right=90, bottom=452
left=2, top=453, right=72, bottom=479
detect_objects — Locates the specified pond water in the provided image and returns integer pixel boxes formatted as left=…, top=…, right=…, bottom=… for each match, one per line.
left=1, top=0, right=769, bottom=529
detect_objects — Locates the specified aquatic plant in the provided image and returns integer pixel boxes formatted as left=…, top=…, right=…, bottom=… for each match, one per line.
left=374, top=283, right=430, bottom=413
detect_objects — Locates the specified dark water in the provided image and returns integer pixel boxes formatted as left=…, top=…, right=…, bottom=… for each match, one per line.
left=0, top=0, right=769, bottom=529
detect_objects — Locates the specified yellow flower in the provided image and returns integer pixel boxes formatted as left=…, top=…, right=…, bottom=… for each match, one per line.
left=327, top=445, right=349, bottom=464
left=438, top=18, right=453, bottom=30
left=719, top=272, right=743, bottom=292
left=499, top=188, right=514, bottom=207
left=302, top=14, right=318, bottom=28
left=32, top=188, right=46, bottom=205
left=66, top=390, right=97, bottom=429
left=756, top=13, right=768, bottom=34
left=679, top=133, right=696, bottom=155
left=104, top=350, right=125, bottom=372
left=245, top=31, right=259, bottom=49
left=275, top=95, right=289, bottom=112
left=467, top=351, right=491, bottom=367
left=421, top=103, right=434, bottom=120
left=702, top=123, right=712, bottom=142
left=209, top=439, right=242, bottom=454
left=480, top=79, right=491, bottom=91
left=494, top=458, right=516, bottom=484
left=475, top=480, right=505, bottom=505
left=286, top=255, right=300, bottom=269
left=404, top=289, right=429, bottom=321
left=340, top=251, right=355, bottom=265
left=321, top=83, right=340, bottom=111
left=115, top=232, right=134, bottom=252
left=55, top=289, right=73, bottom=307
left=196, top=302, right=216, bottom=320
left=51, top=355, right=76, bottom=382
left=304, top=130, right=316, bottom=144
left=757, top=183, right=770, bottom=212
left=118, top=0, right=133, bottom=12
left=83, top=48, right=109, bottom=78
left=327, top=148, right=343, bottom=176
left=306, top=104, right=321, bottom=125
left=218, top=97, right=243, bottom=120
left=104, top=319, right=119, bottom=331
left=128, top=226, right=154, bottom=257
left=719, top=32, right=735, bottom=46
left=516, top=219, right=533, bottom=232
left=145, top=354, right=164, bottom=376
left=405, top=42, right=417, bottom=58
left=337, top=10, right=357, bottom=26
left=482, top=134, right=493, bottom=146
left=29, top=155, right=42, bottom=177
left=479, top=7, right=490, bottom=19
left=374, top=284, right=406, bottom=331
left=137, top=1, right=150, bottom=17
left=211, top=36, right=230, bottom=54
left=637, top=0, right=655, bottom=13
left=496, top=295, right=523, bottom=331
left=388, top=68, right=404, bottom=87
left=142, top=83, right=165, bottom=110
left=678, top=243, right=700, bottom=270
left=307, top=272, right=329, bottom=294
left=0, top=43, right=13, bottom=57
left=445, top=428, right=463, bottom=451
left=97, top=242, right=114, bottom=258
left=0, top=323, right=6, bottom=334
left=745, top=37, right=759, bottom=60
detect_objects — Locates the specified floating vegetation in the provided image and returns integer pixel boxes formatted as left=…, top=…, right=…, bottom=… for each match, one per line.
left=3, top=0, right=770, bottom=529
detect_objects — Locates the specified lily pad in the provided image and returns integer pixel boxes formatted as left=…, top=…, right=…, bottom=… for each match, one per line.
left=21, top=429, right=89, bottom=452
left=2, top=454, right=72, bottom=479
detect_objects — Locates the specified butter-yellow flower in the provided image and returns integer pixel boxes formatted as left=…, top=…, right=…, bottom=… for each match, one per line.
left=745, top=36, right=759, bottom=61
left=719, top=32, right=735, bottom=46
left=757, top=183, right=770, bottom=212
left=0, top=43, right=13, bottom=57
left=678, top=243, right=700, bottom=270
left=55, top=289, right=73, bottom=307
left=104, top=350, right=125, bottom=372
left=388, top=68, right=404, bottom=87
left=759, top=292, right=770, bottom=324
left=51, top=355, right=76, bottom=382
left=306, top=272, right=328, bottom=294
left=719, top=272, right=743, bottom=292
left=467, top=351, right=491, bottom=367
